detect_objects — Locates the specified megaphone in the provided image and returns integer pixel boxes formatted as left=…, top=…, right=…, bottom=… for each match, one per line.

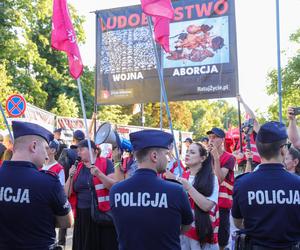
left=95, top=122, right=133, bottom=152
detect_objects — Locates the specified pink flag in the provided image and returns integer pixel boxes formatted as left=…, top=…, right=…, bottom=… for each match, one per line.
left=141, top=0, right=174, bottom=52
left=51, top=0, right=83, bottom=79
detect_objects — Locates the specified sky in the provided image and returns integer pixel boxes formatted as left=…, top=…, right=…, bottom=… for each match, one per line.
left=68, top=0, right=300, bottom=114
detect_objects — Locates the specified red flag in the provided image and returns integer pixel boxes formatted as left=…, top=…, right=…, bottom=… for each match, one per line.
left=51, top=0, right=83, bottom=79
left=141, top=0, right=174, bottom=52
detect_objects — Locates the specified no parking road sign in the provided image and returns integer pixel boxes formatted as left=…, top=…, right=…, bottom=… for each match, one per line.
left=5, top=94, right=27, bottom=118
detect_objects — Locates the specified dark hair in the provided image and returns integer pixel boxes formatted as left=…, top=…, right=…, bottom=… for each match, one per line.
left=134, top=147, right=163, bottom=163
left=256, top=139, right=286, bottom=160
left=192, top=142, right=215, bottom=244
left=288, top=147, right=300, bottom=175
left=77, top=139, right=97, bottom=151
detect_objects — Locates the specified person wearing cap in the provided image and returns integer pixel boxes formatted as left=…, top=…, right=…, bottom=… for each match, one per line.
left=184, top=137, right=193, bottom=149
left=57, top=129, right=85, bottom=247
left=65, top=139, right=118, bottom=250
left=232, top=121, right=300, bottom=249
left=53, top=128, right=67, bottom=160
left=207, top=127, right=236, bottom=250
left=0, top=121, right=73, bottom=249
left=41, top=139, right=65, bottom=186
left=232, top=95, right=261, bottom=173
left=54, top=127, right=63, bottom=140
left=110, top=129, right=193, bottom=250
left=200, top=136, right=209, bottom=147
left=58, top=130, right=85, bottom=180
left=58, top=129, right=85, bottom=181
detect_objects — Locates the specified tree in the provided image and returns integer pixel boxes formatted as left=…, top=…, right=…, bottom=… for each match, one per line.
left=0, top=62, right=14, bottom=129
left=129, top=102, right=193, bottom=131
left=71, top=66, right=95, bottom=118
left=128, top=100, right=238, bottom=138
left=98, top=105, right=133, bottom=125
left=186, top=100, right=238, bottom=139
left=50, top=93, right=79, bottom=117
left=0, top=0, right=87, bottom=112
left=266, top=28, right=300, bottom=122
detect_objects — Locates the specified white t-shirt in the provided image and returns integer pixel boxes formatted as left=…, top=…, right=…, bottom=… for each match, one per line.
left=188, top=175, right=219, bottom=204
left=42, top=162, right=65, bottom=186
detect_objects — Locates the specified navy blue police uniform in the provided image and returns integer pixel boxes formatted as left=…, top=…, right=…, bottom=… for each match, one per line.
left=110, top=130, right=193, bottom=250
left=232, top=121, right=300, bottom=249
left=0, top=121, right=71, bottom=250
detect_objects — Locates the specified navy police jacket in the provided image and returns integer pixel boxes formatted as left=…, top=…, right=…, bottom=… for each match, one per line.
left=232, top=163, right=300, bottom=248
left=0, top=161, right=71, bottom=250
left=110, top=168, right=193, bottom=250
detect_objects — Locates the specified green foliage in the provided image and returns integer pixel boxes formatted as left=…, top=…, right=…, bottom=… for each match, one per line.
left=266, top=28, right=300, bottom=122
left=0, top=0, right=244, bottom=135
left=186, top=100, right=238, bottom=139
left=128, top=102, right=193, bottom=131
left=50, top=93, right=79, bottom=117
left=142, top=102, right=192, bottom=131
left=0, top=0, right=88, bottom=113
left=72, top=66, right=95, bottom=118
left=0, top=63, right=14, bottom=129
left=124, top=100, right=238, bottom=138
left=98, top=105, right=133, bottom=125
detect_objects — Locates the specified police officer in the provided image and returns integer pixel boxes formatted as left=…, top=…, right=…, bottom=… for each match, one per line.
left=0, top=121, right=73, bottom=249
left=110, top=129, right=193, bottom=250
left=232, top=121, right=300, bottom=249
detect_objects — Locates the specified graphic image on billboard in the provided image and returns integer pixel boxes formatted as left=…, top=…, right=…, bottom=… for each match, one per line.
left=165, top=16, right=229, bottom=68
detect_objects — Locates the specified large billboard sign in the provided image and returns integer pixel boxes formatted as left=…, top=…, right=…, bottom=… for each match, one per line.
left=96, top=0, right=238, bottom=105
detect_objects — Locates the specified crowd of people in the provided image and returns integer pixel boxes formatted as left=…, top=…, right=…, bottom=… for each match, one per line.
left=0, top=101, right=300, bottom=250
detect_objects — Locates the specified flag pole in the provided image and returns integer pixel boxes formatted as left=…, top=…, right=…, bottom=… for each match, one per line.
left=0, top=103, right=14, bottom=143
left=77, top=78, right=95, bottom=165
left=237, top=98, right=243, bottom=153
left=51, top=0, right=92, bottom=162
left=276, top=0, right=283, bottom=122
left=147, top=16, right=182, bottom=176
left=160, top=49, right=163, bottom=130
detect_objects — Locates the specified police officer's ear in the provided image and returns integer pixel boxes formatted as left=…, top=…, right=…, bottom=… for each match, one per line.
left=149, top=150, right=159, bottom=163
left=50, top=148, right=56, bottom=154
left=30, top=140, right=38, bottom=153
left=279, top=145, right=287, bottom=159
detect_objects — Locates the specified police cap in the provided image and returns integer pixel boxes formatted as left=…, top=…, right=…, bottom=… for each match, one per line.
left=53, top=128, right=62, bottom=133
left=257, top=121, right=288, bottom=143
left=73, top=130, right=85, bottom=141
left=184, top=137, right=193, bottom=143
left=49, top=139, right=60, bottom=151
left=12, top=121, right=53, bottom=144
left=200, top=136, right=209, bottom=143
left=129, top=129, right=173, bottom=151
left=206, top=127, right=225, bottom=138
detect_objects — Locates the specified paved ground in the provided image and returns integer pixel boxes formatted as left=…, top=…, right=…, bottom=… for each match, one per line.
left=56, top=228, right=73, bottom=250
left=61, top=218, right=236, bottom=250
